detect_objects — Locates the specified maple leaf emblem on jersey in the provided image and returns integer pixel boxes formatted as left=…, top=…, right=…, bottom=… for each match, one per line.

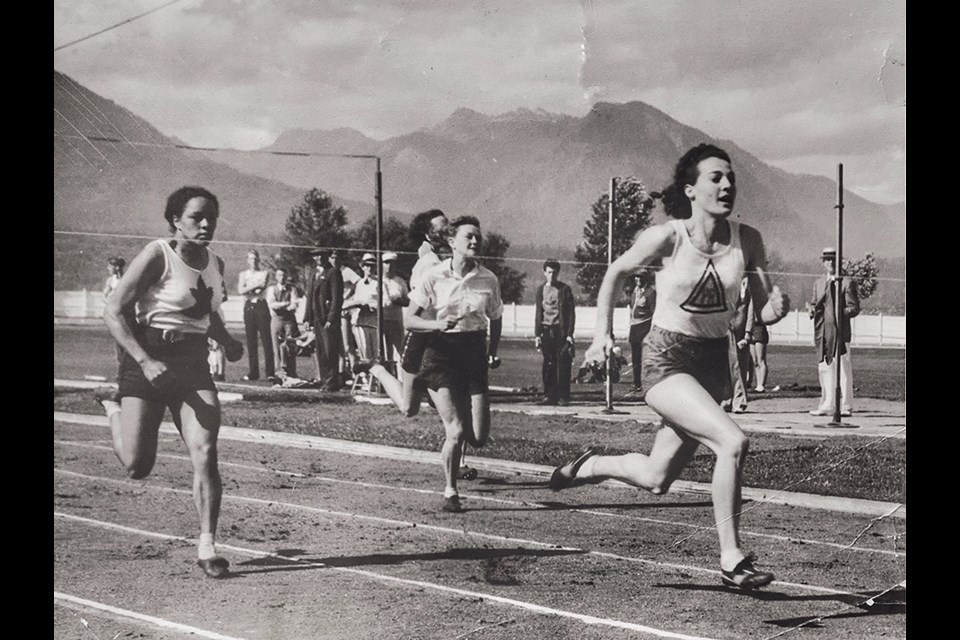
left=182, top=275, right=214, bottom=319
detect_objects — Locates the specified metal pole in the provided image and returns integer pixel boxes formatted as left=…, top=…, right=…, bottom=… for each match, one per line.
left=818, top=163, right=856, bottom=428
left=375, top=157, right=384, bottom=363
left=602, top=178, right=626, bottom=414
left=831, top=164, right=845, bottom=424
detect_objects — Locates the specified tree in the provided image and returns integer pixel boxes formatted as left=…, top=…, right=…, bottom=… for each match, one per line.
left=843, top=251, right=879, bottom=301
left=351, top=214, right=418, bottom=279
left=482, top=232, right=526, bottom=304
left=574, top=177, right=656, bottom=304
left=277, top=188, right=352, bottom=285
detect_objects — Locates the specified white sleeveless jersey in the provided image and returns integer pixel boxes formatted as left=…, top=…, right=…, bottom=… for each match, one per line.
left=650, top=219, right=746, bottom=339
left=135, top=239, right=225, bottom=334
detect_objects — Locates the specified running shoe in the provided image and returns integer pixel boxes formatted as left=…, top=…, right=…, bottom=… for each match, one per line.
left=721, top=553, right=774, bottom=590
left=457, top=466, right=478, bottom=481
left=442, top=495, right=464, bottom=513
left=549, top=447, right=600, bottom=491
left=93, top=387, right=119, bottom=408
left=197, top=556, right=230, bottom=579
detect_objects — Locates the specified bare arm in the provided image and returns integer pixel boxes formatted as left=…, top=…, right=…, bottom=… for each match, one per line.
left=402, top=300, right=457, bottom=332
left=488, top=317, right=502, bottom=358
left=741, top=225, right=789, bottom=325
left=103, top=242, right=164, bottom=372
left=584, top=223, right=675, bottom=364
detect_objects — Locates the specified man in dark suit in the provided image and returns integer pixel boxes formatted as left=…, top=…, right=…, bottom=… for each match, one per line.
left=303, top=248, right=345, bottom=391
left=534, top=259, right=576, bottom=406
left=807, top=247, right=860, bottom=416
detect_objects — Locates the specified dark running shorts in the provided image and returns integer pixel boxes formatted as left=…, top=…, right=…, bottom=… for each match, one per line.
left=400, top=331, right=433, bottom=374
left=118, top=329, right=216, bottom=403
left=749, top=322, right=769, bottom=345
left=416, top=331, right=488, bottom=395
left=641, top=326, right=731, bottom=404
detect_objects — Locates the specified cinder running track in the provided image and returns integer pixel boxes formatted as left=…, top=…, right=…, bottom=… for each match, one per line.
left=55, top=412, right=906, bottom=640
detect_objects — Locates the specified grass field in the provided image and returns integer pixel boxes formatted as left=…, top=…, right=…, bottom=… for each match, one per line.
left=54, top=325, right=906, bottom=504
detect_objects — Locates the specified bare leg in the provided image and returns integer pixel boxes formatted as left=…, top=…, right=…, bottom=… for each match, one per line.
left=751, top=343, right=768, bottom=391
left=112, top=397, right=166, bottom=479
left=428, top=387, right=465, bottom=496
left=370, top=365, right=425, bottom=417
left=170, top=391, right=224, bottom=549
left=645, top=374, right=749, bottom=569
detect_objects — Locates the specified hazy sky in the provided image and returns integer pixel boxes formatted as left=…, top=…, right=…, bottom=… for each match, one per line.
left=54, top=0, right=906, bottom=204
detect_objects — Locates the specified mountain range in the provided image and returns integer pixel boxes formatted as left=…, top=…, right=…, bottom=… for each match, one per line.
left=54, top=70, right=905, bottom=261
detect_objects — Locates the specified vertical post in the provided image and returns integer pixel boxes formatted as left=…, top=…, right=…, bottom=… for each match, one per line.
left=831, top=163, right=845, bottom=424
left=375, top=157, right=384, bottom=363
left=816, top=163, right=856, bottom=428
left=879, top=312, right=884, bottom=347
left=604, top=178, right=622, bottom=413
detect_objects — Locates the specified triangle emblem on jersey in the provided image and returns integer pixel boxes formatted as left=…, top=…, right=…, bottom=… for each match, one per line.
left=680, top=260, right=728, bottom=314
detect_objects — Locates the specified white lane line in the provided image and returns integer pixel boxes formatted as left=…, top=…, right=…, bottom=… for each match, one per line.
left=55, top=591, right=252, bottom=640
left=52, top=411, right=907, bottom=519
left=54, top=438, right=906, bottom=558
left=55, top=468, right=860, bottom=597
left=54, top=511, right=721, bottom=640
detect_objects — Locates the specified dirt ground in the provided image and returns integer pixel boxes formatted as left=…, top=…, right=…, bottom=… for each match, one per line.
left=54, top=418, right=906, bottom=640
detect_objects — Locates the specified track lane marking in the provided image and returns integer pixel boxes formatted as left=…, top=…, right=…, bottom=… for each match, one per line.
left=55, top=467, right=863, bottom=597
left=54, top=437, right=906, bottom=558
left=54, top=511, right=721, bottom=640
left=55, top=591, right=252, bottom=640
left=52, top=411, right=907, bottom=519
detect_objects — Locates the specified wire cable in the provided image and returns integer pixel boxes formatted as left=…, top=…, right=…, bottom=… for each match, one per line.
left=54, top=0, right=185, bottom=53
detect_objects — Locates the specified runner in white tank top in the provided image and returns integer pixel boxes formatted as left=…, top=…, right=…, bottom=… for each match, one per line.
left=98, top=187, right=244, bottom=580
left=652, top=218, right=746, bottom=339
left=548, top=145, right=790, bottom=591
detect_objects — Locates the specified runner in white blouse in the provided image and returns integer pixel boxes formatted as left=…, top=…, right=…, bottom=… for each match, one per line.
left=404, top=215, right=503, bottom=513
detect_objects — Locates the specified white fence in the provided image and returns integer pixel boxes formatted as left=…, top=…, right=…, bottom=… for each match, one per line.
left=54, top=291, right=906, bottom=347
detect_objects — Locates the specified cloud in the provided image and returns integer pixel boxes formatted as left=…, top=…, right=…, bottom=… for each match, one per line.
left=53, top=0, right=905, bottom=202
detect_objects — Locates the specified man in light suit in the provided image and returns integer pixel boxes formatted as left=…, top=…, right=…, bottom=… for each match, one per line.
left=807, top=247, right=860, bottom=416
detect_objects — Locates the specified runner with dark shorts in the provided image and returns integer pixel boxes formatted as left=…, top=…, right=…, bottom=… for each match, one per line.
left=402, top=215, right=503, bottom=513
left=95, top=186, right=244, bottom=579
left=548, top=144, right=790, bottom=590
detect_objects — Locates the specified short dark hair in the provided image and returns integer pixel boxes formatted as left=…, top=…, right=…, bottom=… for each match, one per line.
left=409, top=209, right=447, bottom=243
left=656, top=144, right=732, bottom=219
left=164, top=186, right=219, bottom=232
left=543, top=259, right=560, bottom=272
left=448, top=215, right=480, bottom=233
left=107, top=256, right=126, bottom=269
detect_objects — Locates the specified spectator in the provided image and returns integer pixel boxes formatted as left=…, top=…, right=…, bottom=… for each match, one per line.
left=207, top=337, right=226, bottom=382
left=237, top=249, right=275, bottom=382
left=266, top=267, right=301, bottom=379
left=807, top=247, right=860, bottom=416
left=103, top=256, right=126, bottom=300
left=721, top=277, right=751, bottom=414
left=104, top=257, right=128, bottom=367
left=380, top=251, right=410, bottom=361
left=533, top=259, right=576, bottom=406
left=303, top=248, right=344, bottom=391
left=627, top=270, right=656, bottom=395
left=338, top=252, right=363, bottom=380
left=343, top=253, right=380, bottom=362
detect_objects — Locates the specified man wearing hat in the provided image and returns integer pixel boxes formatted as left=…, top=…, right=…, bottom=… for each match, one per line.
left=303, top=248, right=345, bottom=391
left=380, top=251, right=410, bottom=361
left=344, top=253, right=381, bottom=362
left=345, top=252, right=411, bottom=363
left=807, top=247, right=860, bottom=416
